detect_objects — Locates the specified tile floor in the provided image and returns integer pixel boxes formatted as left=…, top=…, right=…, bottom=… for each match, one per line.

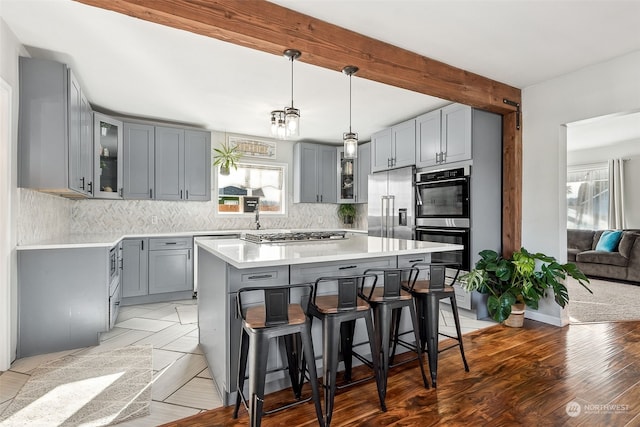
left=0, top=300, right=495, bottom=426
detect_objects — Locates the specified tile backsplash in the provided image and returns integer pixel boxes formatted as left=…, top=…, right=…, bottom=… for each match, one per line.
left=17, top=189, right=72, bottom=244
left=18, top=188, right=367, bottom=244
left=69, top=197, right=355, bottom=234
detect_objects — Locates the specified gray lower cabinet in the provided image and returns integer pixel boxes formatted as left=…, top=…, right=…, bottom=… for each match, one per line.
left=122, top=236, right=194, bottom=305
left=293, top=142, right=337, bottom=203
left=18, top=56, right=93, bottom=198
left=123, top=123, right=155, bottom=199
left=122, top=238, right=149, bottom=297
left=17, top=246, right=111, bottom=358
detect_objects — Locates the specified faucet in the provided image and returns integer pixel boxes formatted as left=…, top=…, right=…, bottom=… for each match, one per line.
left=255, top=200, right=261, bottom=230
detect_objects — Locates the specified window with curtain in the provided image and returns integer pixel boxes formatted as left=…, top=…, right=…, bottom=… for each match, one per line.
left=567, top=163, right=608, bottom=230
left=217, top=162, right=286, bottom=215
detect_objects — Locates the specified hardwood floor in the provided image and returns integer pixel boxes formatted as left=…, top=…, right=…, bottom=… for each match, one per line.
left=161, top=320, right=640, bottom=426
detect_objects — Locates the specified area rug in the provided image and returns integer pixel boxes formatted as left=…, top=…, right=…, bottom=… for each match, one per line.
left=0, top=345, right=152, bottom=427
left=175, top=305, right=198, bottom=325
left=566, top=277, right=640, bottom=323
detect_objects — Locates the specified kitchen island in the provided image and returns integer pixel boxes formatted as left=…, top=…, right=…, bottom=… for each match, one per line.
left=195, top=232, right=462, bottom=405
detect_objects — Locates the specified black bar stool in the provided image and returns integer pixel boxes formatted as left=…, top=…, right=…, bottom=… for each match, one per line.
left=361, top=267, right=429, bottom=403
left=233, top=284, right=324, bottom=427
left=401, top=262, right=469, bottom=388
left=307, top=274, right=386, bottom=426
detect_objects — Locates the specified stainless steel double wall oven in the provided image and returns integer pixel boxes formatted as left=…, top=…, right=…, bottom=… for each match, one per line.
left=415, top=165, right=471, bottom=270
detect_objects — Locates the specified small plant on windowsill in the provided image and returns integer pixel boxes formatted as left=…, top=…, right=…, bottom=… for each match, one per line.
left=337, top=203, right=356, bottom=225
left=213, top=141, right=241, bottom=175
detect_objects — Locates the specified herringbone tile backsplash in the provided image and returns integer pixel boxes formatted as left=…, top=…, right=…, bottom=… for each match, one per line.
left=69, top=197, right=347, bottom=234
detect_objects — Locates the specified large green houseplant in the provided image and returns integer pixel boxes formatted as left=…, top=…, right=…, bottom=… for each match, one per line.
left=213, top=141, right=241, bottom=175
left=460, top=248, right=591, bottom=324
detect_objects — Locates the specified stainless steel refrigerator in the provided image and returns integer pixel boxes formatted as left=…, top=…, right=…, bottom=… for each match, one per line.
left=368, top=166, right=414, bottom=239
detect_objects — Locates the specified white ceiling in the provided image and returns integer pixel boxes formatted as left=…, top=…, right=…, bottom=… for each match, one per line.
left=2, top=0, right=640, bottom=146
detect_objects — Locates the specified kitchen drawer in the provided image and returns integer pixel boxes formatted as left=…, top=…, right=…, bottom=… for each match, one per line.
left=149, top=237, right=192, bottom=250
left=227, top=265, right=290, bottom=293
left=290, top=256, right=396, bottom=285
left=397, top=253, right=431, bottom=281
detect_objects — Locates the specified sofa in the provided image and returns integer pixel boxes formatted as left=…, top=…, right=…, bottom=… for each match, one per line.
left=567, top=229, right=640, bottom=283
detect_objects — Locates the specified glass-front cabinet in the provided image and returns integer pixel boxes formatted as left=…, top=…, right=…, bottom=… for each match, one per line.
left=337, top=147, right=357, bottom=203
left=94, top=113, right=124, bottom=199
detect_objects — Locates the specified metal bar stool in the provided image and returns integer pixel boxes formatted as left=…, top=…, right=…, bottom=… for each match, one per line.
left=233, top=284, right=324, bottom=427
left=307, top=274, right=386, bottom=426
left=400, top=262, right=469, bottom=388
left=361, top=267, right=429, bottom=404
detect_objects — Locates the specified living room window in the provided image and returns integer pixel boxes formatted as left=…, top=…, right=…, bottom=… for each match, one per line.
left=216, top=162, right=286, bottom=215
left=567, top=163, right=608, bottom=230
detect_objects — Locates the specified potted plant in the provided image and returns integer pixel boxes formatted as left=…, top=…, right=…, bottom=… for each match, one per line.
left=213, top=141, right=241, bottom=175
left=337, top=203, right=356, bottom=225
left=460, top=248, right=591, bottom=326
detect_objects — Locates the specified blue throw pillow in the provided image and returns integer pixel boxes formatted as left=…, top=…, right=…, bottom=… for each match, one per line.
left=595, top=230, right=623, bottom=252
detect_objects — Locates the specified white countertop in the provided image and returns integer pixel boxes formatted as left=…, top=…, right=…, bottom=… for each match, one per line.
left=16, top=229, right=367, bottom=250
left=195, top=234, right=463, bottom=269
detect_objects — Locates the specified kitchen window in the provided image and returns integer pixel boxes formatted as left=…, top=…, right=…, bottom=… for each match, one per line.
left=217, top=162, right=286, bottom=215
left=567, top=163, right=608, bottom=230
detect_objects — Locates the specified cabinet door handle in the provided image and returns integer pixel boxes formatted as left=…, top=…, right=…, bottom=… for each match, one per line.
left=80, top=177, right=85, bottom=190
left=186, top=190, right=189, bottom=199
left=165, top=242, right=177, bottom=245
left=408, top=258, right=423, bottom=263
left=316, top=195, right=319, bottom=202
left=320, top=195, right=323, bottom=202
left=180, top=190, right=183, bottom=199
left=188, top=249, right=191, bottom=260
left=141, top=240, right=144, bottom=251
left=248, top=274, right=274, bottom=280
left=119, top=188, right=123, bottom=197
left=149, top=189, right=153, bottom=199
left=339, top=265, right=357, bottom=270
left=115, top=301, right=120, bottom=307
left=442, top=151, right=446, bottom=162
left=88, top=181, right=92, bottom=194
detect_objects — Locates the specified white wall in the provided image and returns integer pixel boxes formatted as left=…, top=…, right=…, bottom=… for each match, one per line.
left=0, top=17, right=28, bottom=370
left=568, top=138, right=640, bottom=229
left=522, top=50, right=640, bottom=326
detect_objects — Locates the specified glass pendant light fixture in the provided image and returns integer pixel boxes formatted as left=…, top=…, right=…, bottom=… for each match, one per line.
left=284, top=49, right=301, bottom=138
left=342, top=65, right=359, bottom=159
left=270, top=110, right=286, bottom=140
left=269, top=49, right=301, bottom=139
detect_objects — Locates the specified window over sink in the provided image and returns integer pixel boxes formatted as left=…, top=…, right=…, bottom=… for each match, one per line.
left=216, top=162, right=286, bottom=215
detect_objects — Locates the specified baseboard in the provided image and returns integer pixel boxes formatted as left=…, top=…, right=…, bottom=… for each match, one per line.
left=524, top=310, right=567, bottom=327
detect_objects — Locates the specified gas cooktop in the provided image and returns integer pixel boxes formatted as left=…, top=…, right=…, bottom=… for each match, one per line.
left=241, top=231, right=348, bottom=244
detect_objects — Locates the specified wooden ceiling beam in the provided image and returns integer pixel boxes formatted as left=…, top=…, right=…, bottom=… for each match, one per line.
left=75, top=0, right=521, bottom=114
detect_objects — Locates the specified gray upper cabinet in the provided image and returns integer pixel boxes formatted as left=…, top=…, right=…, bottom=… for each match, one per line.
left=80, top=86, right=94, bottom=196
left=155, top=126, right=185, bottom=201
left=122, top=238, right=148, bottom=298
left=371, top=119, right=415, bottom=172
left=371, top=128, right=392, bottom=173
left=155, top=127, right=211, bottom=201
left=416, top=103, right=472, bottom=168
left=294, top=142, right=337, bottom=203
left=184, top=130, right=212, bottom=201
left=123, top=123, right=155, bottom=200
left=356, top=142, right=370, bottom=204
left=391, top=119, right=416, bottom=168
left=93, top=113, right=124, bottom=199
left=18, top=57, right=93, bottom=197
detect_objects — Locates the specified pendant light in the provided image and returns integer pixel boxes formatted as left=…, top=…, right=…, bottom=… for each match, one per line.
left=342, top=65, right=359, bottom=159
left=284, top=49, right=301, bottom=138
